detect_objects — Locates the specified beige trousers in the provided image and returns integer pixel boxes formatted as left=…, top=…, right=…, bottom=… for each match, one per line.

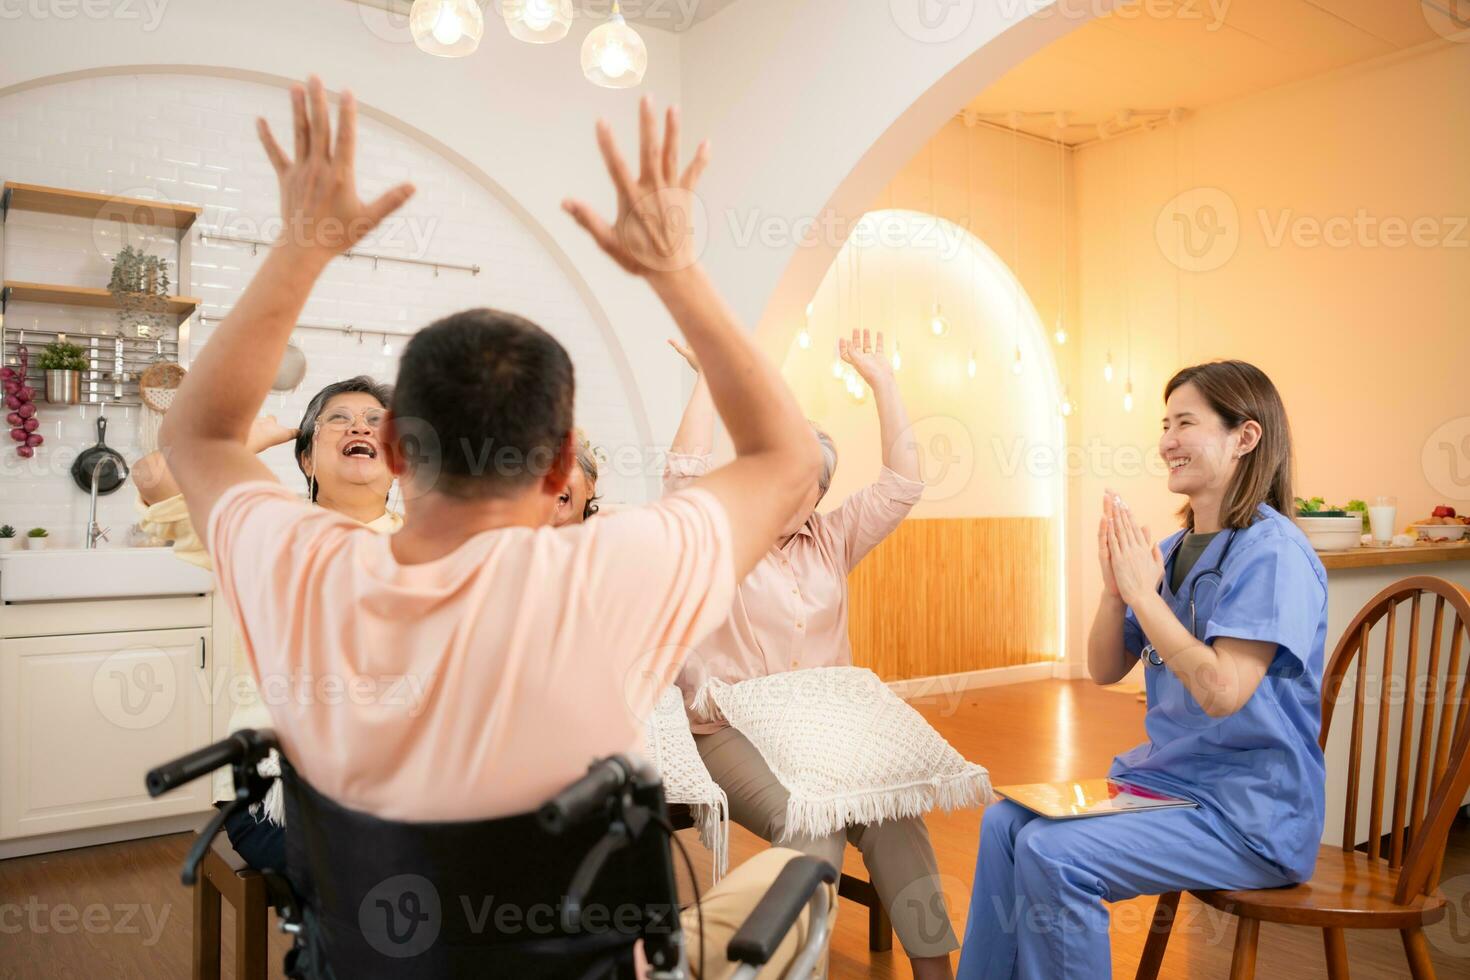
left=694, top=726, right=960, bottom=958
left=678, top=846, right=838, bottom=979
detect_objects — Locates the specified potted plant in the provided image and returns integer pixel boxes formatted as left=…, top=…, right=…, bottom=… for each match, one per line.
left=0, top=525, right=16, bottom=553
left=25, top=527, right=49, bottom=551
left=37, top=340, right=87, bottom=405
left=107, top=246, right=172, bottom=337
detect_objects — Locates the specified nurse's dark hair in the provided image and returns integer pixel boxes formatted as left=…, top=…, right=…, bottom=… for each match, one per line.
left=1165, top=360, right=1294, bottom=530
left=294, top=376, right=394, bottom=502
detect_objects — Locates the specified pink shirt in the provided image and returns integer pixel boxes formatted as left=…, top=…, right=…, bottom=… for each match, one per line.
left=207, top=480, right=733, bottom=821
left=664, top=453, right=924, bottom=734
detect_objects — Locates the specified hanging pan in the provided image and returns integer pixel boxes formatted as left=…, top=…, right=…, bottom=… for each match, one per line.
left=71, top=415, right=130, bottom=495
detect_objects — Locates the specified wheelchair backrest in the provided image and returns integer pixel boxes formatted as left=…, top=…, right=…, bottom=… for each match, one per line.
left=280, top=760, right=682, bottom=979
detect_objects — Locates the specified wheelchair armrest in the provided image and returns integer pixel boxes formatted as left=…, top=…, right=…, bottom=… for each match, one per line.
left=726, top=855, right=837, bottom=967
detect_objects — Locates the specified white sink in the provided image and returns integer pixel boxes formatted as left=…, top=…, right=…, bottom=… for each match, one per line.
left=0, top=548, right=215, bottom=602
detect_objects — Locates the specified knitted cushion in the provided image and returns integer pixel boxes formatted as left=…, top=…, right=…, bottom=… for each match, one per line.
left=692, top=666, right=992, bottom=841
left=644, top=685, right=730, bottom=881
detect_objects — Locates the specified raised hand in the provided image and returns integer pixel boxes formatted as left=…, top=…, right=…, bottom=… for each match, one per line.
left=1106, top=494, right=1163, bottom=606
left=246, top=415, right=299, bottom=453
left=668, top=338, right=701, bottom=374
left=839, top=329, right=893, bottom=387
left=256, top=76, right=415, bottom=260
left=562, top=96, right=711, bottom=277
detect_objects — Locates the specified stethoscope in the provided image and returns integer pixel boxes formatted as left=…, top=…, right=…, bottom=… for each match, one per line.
left=1142, top=527, right=1239, bottom=667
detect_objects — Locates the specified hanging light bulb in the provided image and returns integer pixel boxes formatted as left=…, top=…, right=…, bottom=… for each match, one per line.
left=929, top=303, right=950, bottom=338
left=1103, top=351, right=1115, bottom=383
left=410, top=0, right=484, bottom=57
left=797, top=302, right=812, bottom=350
left=503, top=0, right=572, bottom=43
left=891, top=340, right=902, bottom=372
left=966, top=350, right=978, bottom=379
left=381, top=334, right=393, bottom=356
left=1123, top=379, right=1135, bottom=413
left=582, top=2, right=648, bottom=89
left=1011, top=345, right=1023, bottom=376
left=1054, top=318, right=1068, bottom=345
left=853, top=384, right=866, bottom=403
left=1060, top=386, right=1075, bottom=417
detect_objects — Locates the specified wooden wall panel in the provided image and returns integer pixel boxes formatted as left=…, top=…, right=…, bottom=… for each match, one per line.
left=847, top=517, right=1059, bottom=681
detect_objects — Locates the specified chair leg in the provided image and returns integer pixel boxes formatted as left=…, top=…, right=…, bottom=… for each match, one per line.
left=1228, top=916, right=1259, bottom=980
left=1323, top=926, right=1349, bottom=979
left=236, top=876, right=269, bottom=980
left=1134, top=891, right=1180, bottom=980
left=869, top=896, right=893, bottom=953
left=1401, top=928, right=1436, bottom=980
left=193, top=873, right=222, bottom=980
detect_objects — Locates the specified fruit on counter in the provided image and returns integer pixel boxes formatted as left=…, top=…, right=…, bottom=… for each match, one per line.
left=1433, top=505, right=1457, bottom=518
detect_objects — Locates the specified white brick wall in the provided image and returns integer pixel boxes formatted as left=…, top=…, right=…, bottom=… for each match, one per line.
left=0, top=73, right=648, bottom=546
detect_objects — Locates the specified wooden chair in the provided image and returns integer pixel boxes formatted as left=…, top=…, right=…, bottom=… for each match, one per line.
left=1136, top=575, right=1470, bottom=980
left=193, top=826, right=269, bottom=980
left=665, top=802, right=894, bottom=952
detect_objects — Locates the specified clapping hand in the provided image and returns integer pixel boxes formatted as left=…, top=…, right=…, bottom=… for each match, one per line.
left=1105, top=491, right=1164, bottom=605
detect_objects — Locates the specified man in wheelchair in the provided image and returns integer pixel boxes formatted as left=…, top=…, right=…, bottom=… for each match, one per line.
left=150, top=731, right=835, bottom=978
left=150, top=76, right=832, bottom=978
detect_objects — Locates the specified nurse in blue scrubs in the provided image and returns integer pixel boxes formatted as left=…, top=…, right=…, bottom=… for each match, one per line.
left=958, top=360, right=1329, bottom=979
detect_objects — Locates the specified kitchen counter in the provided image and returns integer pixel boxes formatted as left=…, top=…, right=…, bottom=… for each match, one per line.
left=1315, top=540, right=1470, bottom=570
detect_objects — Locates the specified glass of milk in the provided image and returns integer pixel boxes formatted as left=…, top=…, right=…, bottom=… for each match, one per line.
left=1369, top=495, right=1398, bottom=546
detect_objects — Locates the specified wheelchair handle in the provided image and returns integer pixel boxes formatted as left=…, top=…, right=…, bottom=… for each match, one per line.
left=538, top=755, right=635, bottom=834
left=146, top=729, right=278, bottom=798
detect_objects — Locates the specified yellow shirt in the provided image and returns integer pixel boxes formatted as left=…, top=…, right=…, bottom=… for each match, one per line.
left=137, top=492, right=404, bottom=803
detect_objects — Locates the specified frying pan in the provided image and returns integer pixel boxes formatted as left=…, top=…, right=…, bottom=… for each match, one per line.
left=71, top=415, right=130, bottom=495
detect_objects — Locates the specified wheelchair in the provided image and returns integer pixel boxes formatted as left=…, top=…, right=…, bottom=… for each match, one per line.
left=147, top=729, right=834, bottom=979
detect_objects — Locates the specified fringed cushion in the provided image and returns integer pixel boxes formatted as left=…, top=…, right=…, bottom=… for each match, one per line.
left=644, top=685, right=730, bottom=882
left=692, top=666, right=992, bottom=841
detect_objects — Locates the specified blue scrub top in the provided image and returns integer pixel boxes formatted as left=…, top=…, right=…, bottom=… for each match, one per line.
left=1112, top=503, right=1329, bottom=880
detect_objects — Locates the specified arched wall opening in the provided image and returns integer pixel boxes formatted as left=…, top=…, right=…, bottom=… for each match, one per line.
left=782, top=210, right=1066, bottom=680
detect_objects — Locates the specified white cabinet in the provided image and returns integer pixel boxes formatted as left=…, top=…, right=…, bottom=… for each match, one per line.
left=0, top=626, right=214, bottom=840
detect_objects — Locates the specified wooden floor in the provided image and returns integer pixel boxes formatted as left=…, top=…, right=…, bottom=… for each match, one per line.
left=1, top=679, right=1466, bottom=979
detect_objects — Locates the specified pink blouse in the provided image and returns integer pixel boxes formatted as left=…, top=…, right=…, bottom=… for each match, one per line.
left=665, top=453, right=924, bottom=733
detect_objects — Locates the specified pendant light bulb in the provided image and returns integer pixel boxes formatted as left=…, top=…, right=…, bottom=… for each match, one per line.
left=410, top=0, right=484, bottom=57
left=1011, top=345, right=1023, bottom=376
left=1103, top=351, right=1115, bottom=384
left=382, top=334, right=393, bottom=356
left=891, top=340, right=902, bottom=372
left=929, top=303, right=950, bottom=338
left=582, top=3, right=648, bottom=89
left=1060, top=387, right=1075, bottom=417
left=1054, top=320, right=1068, bottom=345
left=504, top=0, right=572, bottom=44
left=1123, top=379, right=1135, bottom=413
left=967, top=350, right=978, bottom=380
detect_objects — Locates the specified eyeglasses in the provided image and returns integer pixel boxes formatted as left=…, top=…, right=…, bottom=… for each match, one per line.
left=315, top=408, right=387, bottom=431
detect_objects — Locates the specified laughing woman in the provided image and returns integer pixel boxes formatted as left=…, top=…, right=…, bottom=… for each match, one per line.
left=134, top=376, right=400, bottom=871
left=957, top=360, right=1329, bottom=979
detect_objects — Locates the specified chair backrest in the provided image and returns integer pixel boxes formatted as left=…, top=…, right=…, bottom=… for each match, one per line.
left=1320, top=575, right=1470, bottom=904
left=280, top=761, right=680, bottom=979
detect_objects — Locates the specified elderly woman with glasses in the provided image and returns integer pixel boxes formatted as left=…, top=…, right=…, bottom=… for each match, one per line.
left=134, top=375, right=400, bottom=871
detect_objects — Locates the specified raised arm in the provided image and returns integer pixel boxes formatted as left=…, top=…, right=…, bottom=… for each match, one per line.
left=840, top=329, right=919, bottom=482
left=563, top=99, right=820, bottom=579
left=667, top=339, right=715, bottom=459
left=159, top=77, right=413, bottom=544
left=136, top=416, right=299, bottom=506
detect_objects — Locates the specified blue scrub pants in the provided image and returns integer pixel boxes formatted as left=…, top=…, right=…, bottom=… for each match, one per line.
left=956, top=800, right=1294, bottom=979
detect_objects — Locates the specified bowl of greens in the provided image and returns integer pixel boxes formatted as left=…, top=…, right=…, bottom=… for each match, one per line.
left=1294, top=497, right=1367, bottom=551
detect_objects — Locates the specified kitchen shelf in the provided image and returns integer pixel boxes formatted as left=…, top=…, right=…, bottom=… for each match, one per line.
left=2, top=181, right=200, bottom=232
left=1, top=282, right=200, bottom=318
